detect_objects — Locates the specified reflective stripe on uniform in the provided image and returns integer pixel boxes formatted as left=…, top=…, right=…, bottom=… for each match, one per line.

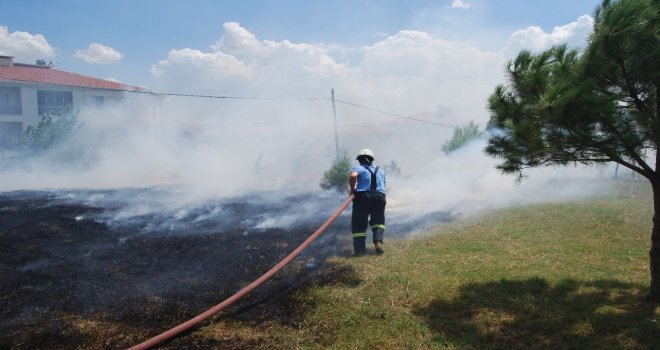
left=371, top=224, right=386, bottom=230
left=352, top=232, right=367, bottom=238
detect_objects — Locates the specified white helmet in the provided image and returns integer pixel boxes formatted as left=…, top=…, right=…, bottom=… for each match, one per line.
left=356, top=148, right=375, bottom=161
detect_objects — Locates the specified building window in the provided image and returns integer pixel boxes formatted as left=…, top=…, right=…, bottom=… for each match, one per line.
left=0, top=87, right=22, bottom=115
left=85, top=95, right=104, bottom=107
left=37, top=90, right=73, bottom=116
left=0, top=122, right=23, bottom=148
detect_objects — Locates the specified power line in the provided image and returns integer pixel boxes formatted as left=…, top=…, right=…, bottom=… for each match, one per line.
left=159, top=93, right=453, bottom=128
left=335, top=99, right=453, bottom=128
left=158, top=91, right=453, bottom=128
left=157, top=91, right=330, bottom=101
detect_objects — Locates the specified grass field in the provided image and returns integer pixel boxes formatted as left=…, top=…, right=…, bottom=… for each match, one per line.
left=187, top=181, right=660, bottom=349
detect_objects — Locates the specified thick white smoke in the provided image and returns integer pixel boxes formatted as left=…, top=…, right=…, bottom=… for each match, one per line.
left=0, top=95, right=615, bottom=230
left=0, top=17, right=615, bottom=229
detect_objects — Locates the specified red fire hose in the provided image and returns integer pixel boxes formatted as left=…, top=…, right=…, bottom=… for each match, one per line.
left=128, top=195, right=354, bottom=350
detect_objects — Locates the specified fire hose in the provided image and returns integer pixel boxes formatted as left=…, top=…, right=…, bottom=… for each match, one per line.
left=128, top=194, right=354, bottom=350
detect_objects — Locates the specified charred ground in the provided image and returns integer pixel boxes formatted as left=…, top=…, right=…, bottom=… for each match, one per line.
left=0, top=189, right=452, bottom=349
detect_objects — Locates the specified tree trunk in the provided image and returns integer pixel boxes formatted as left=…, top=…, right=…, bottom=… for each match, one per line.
left=651, top=182, right=660, bottom=302
left=652, top=114, right=660, bottom=302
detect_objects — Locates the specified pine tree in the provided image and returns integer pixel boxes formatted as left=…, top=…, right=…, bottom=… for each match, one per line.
left=486, top=0, right=660, bottom=300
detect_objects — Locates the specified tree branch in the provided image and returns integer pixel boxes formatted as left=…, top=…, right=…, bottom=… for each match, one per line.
left=617, top=57, right=651, bottom=115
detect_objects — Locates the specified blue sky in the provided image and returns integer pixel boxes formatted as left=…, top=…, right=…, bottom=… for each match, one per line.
left=1, top=0, right=601, bottom=88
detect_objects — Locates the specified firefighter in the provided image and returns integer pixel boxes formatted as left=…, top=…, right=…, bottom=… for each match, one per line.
left=349, top=148, right=387, bottom=255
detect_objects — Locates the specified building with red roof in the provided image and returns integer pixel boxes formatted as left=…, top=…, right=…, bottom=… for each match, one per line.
left=0, top=55, right=159, bottom=148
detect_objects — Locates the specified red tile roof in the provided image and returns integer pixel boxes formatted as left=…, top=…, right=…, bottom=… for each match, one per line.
left=0, top=64, right=148, bottom=92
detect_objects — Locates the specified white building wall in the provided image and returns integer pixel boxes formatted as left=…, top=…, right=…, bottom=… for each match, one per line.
left=0, top=81, right=161, bottom=149
left=21, top=87, right=39, bottom=127
left=0, top=83, right=133, bottom=130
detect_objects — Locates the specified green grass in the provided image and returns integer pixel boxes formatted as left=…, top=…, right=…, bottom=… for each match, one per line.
left=193, top=181, right=660, bottom=349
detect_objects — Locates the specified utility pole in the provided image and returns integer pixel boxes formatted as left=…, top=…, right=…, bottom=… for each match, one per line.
left=331, top=88, right=340, bottom=160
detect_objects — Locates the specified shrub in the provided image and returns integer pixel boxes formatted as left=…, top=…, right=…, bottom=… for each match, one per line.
left=441, top=121, right=483, bottom=154
left=382, top=160, right=401, bottom=177
left=20, top=110, right=76, bottom=153
left=320, top=151, right=352, bottom=193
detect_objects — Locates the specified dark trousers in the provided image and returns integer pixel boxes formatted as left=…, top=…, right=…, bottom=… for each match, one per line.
left=351, top=191, right=386, bottom=253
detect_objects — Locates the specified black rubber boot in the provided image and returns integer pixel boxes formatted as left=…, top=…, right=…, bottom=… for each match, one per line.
left=374, top=241, right=384, bottom=255
left=372, top=227, right=384, bottom=243
left=353, top=237, right=366, bottom=255
left=372, top=227, right=385, bottom=255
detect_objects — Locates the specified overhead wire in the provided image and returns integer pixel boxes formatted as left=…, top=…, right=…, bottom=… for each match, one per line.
left=156, top=92, right=330, bottom=101
left=334, top=99, right=453, bottom=128
left=155, top=91, right=453, bottom=128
